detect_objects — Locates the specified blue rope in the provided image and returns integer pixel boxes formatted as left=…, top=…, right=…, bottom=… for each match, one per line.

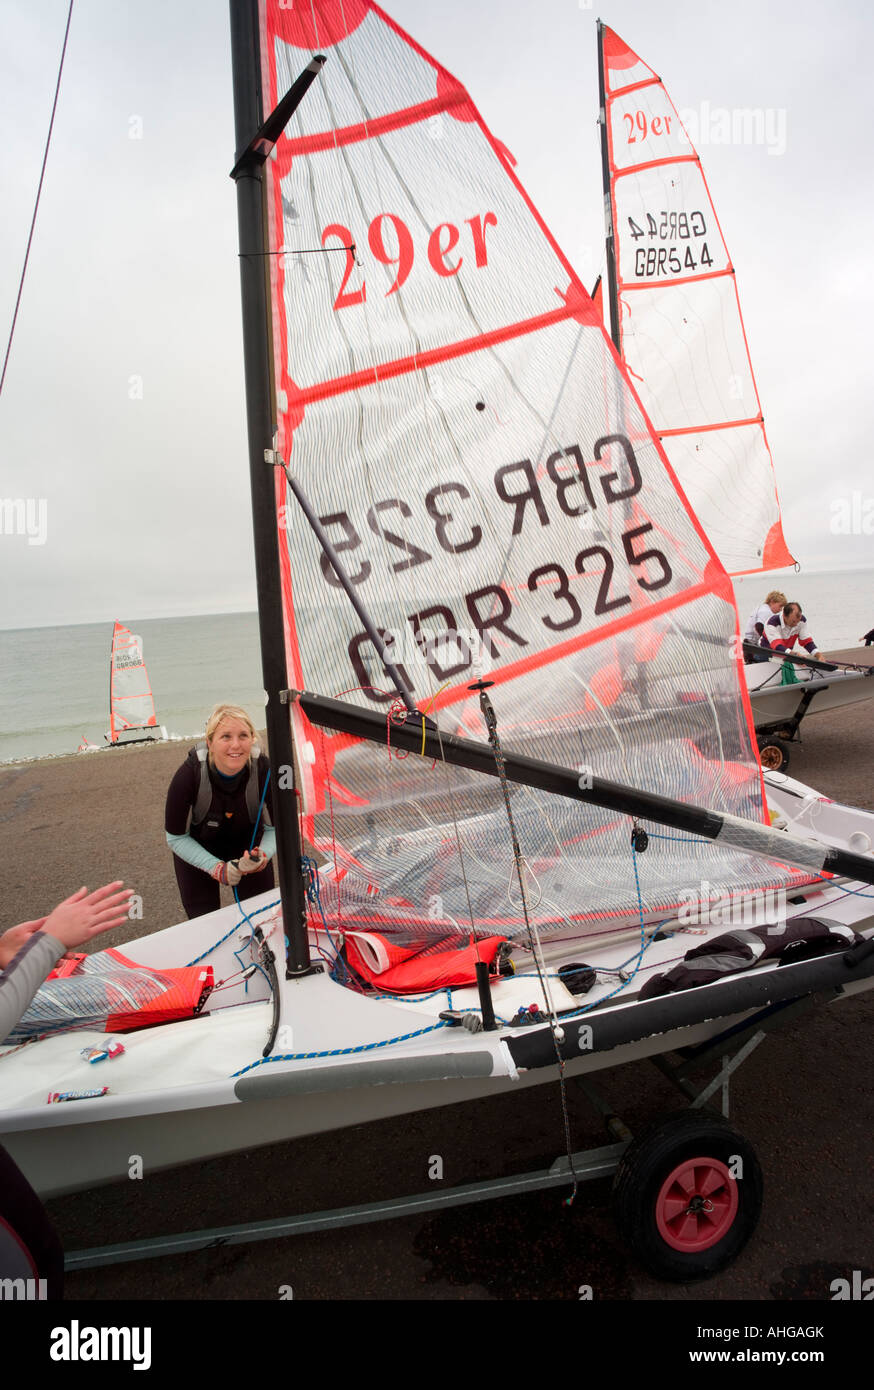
left=184, top=896, right=281, bottom=968
left=560, top=841, right=652, bottom=1018
left=647, top=831, right=710, bottom=845
left=300, top=856, right=350, bottom=985
left=249, top=768, right=270, bottom=852
left=371, top=986, right=454, bottom=1004
left=232, top=1020, right=448, bottom=1075
left=828, top=882, right=874, bottom=900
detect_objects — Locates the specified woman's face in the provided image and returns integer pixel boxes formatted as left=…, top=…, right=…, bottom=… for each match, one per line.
left=208, top=718, right=253, bottom=775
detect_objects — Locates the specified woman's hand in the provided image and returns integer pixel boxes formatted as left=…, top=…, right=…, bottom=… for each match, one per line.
left=0, top=919, right=46, bottom=970
left=0, top=883, right=132, bottom=969
left=211, top=861, right=243, bottom=886
left=40, top=883, right=133, bottom=948
left=237, top=849, right=268, bottom=875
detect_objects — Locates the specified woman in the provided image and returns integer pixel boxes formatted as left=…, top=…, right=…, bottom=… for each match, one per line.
left=165, top=704, right=276, bottom=919
left=742, top=590, right=786, bottom=662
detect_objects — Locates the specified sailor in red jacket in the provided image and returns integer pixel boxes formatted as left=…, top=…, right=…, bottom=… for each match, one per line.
left=762, top=602, right=823, bottom=659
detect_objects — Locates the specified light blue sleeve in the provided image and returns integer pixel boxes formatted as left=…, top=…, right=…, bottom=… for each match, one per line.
left=167, top=829, right=276, bottom=869
left=166, top=831, right=220, bottom=874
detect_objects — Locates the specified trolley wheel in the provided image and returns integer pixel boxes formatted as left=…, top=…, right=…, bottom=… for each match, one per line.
left=757, top=734, right=790, bottom=771
left=613, top=1110, right=763, bottom=1282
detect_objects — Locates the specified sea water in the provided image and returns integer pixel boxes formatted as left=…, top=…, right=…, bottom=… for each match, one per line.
left=0, top=612, right=265, bottom=763
left=732, top=568, right=874, bottom=650
left=1, top=569, right=872, bottom=762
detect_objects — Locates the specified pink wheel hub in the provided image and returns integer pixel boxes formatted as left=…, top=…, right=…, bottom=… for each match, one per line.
left=655, top=1157, right=738, bottom=1252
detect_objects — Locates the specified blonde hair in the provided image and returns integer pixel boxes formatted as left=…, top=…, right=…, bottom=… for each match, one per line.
left=765, top=590, right=787, bottom=605
left=205, top=704, right=258, bottom=765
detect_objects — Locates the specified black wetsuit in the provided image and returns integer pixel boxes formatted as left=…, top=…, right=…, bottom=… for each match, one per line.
left=165, top=750, right=275, bottom=918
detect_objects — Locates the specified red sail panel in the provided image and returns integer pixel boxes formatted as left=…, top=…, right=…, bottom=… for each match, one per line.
left=601, top=25, right=794, bottom=577
left=254, top=2, right=795, bottom=938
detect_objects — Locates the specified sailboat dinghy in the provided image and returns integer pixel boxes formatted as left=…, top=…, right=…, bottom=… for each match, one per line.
left=77, top=621, right=168, bottom=752
left=106, top=621, right=167, bottom=747
left=2, top=3, right=874, bottom=1283
left=596, top=21, right=874, bottom=752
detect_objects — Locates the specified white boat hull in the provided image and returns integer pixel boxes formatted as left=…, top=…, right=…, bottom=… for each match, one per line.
left=746, top=661, right=874, bottom=727
left=1, top=997, right=848, bottom=1200
left=2, top=772, right=873, bottom=1199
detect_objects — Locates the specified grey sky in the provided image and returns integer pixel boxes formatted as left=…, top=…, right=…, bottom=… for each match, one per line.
left=1, top=0, right=871, bottom=630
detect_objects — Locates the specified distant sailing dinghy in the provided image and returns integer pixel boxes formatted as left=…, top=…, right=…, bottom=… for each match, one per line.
left=105, top=621, right=167, bottom=747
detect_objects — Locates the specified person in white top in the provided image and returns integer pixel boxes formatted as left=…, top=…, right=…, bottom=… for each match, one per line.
left=743, top=590, right=786, bottom=663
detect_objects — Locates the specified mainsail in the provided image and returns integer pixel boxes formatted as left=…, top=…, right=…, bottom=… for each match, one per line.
left=599, top=25, right=794, bottom=577
left=108, top=620, right=160, bottom=743
left=257, top=1, right=811, bottom=939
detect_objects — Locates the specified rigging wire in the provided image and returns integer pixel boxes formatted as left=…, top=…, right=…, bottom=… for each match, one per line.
left=473, top=684, right=580, bottom=1202
left=0, top=0, right=74, bottom=400
left=239, top=243, right=354, bottom=258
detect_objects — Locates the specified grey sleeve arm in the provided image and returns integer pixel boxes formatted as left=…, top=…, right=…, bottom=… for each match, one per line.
left=0, top=933, right=65, bottom=1045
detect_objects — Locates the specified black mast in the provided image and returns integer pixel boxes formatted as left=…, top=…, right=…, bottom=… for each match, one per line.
left=228, top=0, right=322, bottom=977
left=596, top=19, right=622, bottom=353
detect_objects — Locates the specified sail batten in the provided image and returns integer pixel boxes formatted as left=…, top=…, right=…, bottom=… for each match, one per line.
left=288, top=303, right=584, bottom=407
left=284, top=91, right=469, bottom=156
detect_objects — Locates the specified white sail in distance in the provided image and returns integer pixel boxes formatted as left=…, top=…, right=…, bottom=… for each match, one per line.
left=599, top=25, right=794, bottom=577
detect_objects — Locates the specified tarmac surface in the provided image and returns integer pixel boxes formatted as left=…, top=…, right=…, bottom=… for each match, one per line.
left=3, top=648, right=873, bottom=1302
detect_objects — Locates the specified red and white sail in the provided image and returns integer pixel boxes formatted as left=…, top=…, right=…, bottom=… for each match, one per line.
left=256, top=2, right=809, bottom=936
left=108, top=621, right=159, bottom=742
left=600, top=25, right=794, bottom=577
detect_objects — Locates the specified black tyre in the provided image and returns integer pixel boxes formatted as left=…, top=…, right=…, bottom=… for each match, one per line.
left=757, top=734, right=790, bottom=771
left=613, top=1110, right=763, bottom=1282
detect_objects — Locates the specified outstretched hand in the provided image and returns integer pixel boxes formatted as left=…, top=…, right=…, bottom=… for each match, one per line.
left=41, top=883, right=133, bottom=947
left=0, top=883, right=133, bottom=971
